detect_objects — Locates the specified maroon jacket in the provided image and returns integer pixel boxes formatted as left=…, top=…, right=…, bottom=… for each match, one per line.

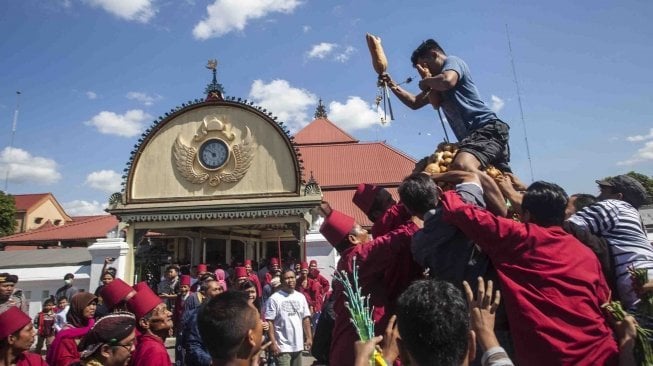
left=329, top=224, right=417, bottom=366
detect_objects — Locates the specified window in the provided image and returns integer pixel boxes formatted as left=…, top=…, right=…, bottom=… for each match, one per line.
left=34, top=217, right=43, bottom=224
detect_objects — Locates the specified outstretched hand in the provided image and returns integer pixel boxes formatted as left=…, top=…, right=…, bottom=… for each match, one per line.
left=354, top=336, right=383, bottom=366
left=463, top=277, right=501, bottom=351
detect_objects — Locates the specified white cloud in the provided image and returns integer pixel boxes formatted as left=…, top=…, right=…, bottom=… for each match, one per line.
left=618, top=140, right=653, bottom=166
left=490, top=95, right=505, bottom=113
left=302, top=25, right=310, bottom=33
left=86, top=91, right=97, bottom=100
left=334, top=46, right=356, bottom=62
left=126, top=91, right=161, bottom=106
left=248, top=79, right=317, bottom=132
left=307, top=43, right=337, bottom=59
left=306, top=43, right=355, bottom=62
left=85, top=0, right=156, bottom=23
left=85, top=109, right=150, bottom=138
left=328, top=96, right=382, bottom=131
left=193, top=0, right=302, bottom=40
left=627, top=128, right=653, bottom=142
left=85, top=170, right=122, bottom=193
left=0, top=147, right=61, bottom=184
left=63, top=200, right=108, bottom=216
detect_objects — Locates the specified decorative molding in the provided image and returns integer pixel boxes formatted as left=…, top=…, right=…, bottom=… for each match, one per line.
left=119, top=207, right=313, bottom=223
left=173, top=115, right=256, bottom=187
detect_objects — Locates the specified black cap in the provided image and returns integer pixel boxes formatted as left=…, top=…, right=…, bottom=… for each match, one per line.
left=596, top=175, right=649, bottom=209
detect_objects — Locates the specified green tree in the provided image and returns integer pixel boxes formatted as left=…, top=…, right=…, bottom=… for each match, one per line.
left=0, top=191, right=16, bottom=237
left=625, top=171, right=653, bottom=205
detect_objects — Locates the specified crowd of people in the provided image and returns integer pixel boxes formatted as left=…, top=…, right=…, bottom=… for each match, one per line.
left=1, top=37, right=653, bottom=366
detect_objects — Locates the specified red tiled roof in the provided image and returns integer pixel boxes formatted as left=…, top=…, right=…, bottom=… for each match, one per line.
left=299, top=142, right=415, bottom=187
left=12, top=193, right=50, bottom=212
left=323, top=188, right=400, bottom=228
left=0, top=215, right=118, bottom=244
left=294, top=118, right=359, bottom=145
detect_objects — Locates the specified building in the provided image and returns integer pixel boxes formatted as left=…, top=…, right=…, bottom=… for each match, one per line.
left=12, top=193, right=71, bottom=234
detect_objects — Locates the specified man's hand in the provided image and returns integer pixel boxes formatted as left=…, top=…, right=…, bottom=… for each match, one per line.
left=382, top=315, right=400, bottom=365
left=261, top=320, right=269, bottom=332
left=104, top=257, right=115, bottom=264
left=252, top=341, right=271, bottom=366
left=463, top=277, right=501, bottom=351
left=304, top=337, right=313, bottom=351
left=354, top=335, right=383, bottom=366
left=495, top=175, right=516, bottom=196
left=379, top=73, right=396, bottom=88
left=416, top=64, right=432, bottom=79
left=504, top=172, right=527, bottom=191
left=270, top=342, right=281, bottom=356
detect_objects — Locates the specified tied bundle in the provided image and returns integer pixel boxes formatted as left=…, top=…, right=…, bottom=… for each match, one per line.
left=332, top=257, right=387, bottom=366
left=629, top=266, right=653, bottom=316
left=366, top=33, right=393, bottom=124
left=602, top=301, right=653, bottom=365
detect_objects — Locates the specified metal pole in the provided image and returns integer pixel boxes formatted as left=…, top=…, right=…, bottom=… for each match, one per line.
left=4, top=91, right=20, bottom=191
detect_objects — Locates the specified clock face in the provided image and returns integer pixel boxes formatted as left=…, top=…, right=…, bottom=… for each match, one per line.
left=198, top=139, right=229, bottom=170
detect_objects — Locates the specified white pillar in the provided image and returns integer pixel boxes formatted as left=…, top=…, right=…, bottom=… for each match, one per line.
left=87, top=238, right=130, bottom=287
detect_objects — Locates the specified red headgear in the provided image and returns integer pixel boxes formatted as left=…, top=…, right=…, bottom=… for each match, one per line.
left=352, top=183, right=381, bottom=215
left=127, top=285, right=163, bottom=320
left=235, top=266, right=248, bottom=279
left=197, top=264, right=208, bottom=273
left=132, top=281, right=150, bottom=293
left=309, top=260, right=318, bottom=266
left=180, top=275, right=191, bottom=286
left=300, top=261, right=309, bottom=270
left=269, top=258, right=280, bottom=266
left=244, top=259, right=252, bottom=266
left=100, top=278, right=134, bottom=309
left=0, top=306, right=31, bottom=339
left=320, top=210, right=356, bottom=247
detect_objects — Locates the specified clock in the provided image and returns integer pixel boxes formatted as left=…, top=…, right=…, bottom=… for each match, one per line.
left=198, top=138, right=229, bottom=170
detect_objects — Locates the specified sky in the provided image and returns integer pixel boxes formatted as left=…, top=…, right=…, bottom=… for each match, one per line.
left=1, top=0, right=652, bottom=216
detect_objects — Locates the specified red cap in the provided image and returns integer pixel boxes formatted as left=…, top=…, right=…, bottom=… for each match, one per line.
left=197, top=264, right=208, bottom=273
left=320, top=210, right=356, bottom=246
left=352, top=183, right=381, bottom=215
left=244, top=259, right=252, bottom=266
left=0, top=306, right=31, bottom=339
left=270, top=258, right=279, bottom=265
left=235, top=266, right=248, bottom=279
left=310, top=260, right=318, bottom=266
left=100, top=278, right=134, bottom=309
left=180, top=275, right=191, bottom=286
left=300, top=261, right=309, bottom=270
left=127, top=285, right=163, bottom=320
left=133, top=281, right=150, bottom=293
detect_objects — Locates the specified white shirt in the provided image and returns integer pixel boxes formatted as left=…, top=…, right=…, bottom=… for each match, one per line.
left=264, top=289, right=310, bottom=353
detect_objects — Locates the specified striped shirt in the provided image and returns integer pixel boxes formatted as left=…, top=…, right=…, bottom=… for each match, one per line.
left=568, top=199, right=653, bottom=309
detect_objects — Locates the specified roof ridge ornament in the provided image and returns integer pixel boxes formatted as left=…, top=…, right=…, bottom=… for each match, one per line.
left=205, top=59, right=224, bottom=101
left=304, top=170, right=322, bottom=196
left=314, top=99, right=328, bottom=119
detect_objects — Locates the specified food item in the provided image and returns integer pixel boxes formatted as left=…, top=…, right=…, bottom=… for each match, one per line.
left=485, top=165, right=503, bottom=179
left=366, top=33, right=388, bottom=75
left=421, top=142, right=459, bottom=185
left=603, top=301, right=653, bottom=364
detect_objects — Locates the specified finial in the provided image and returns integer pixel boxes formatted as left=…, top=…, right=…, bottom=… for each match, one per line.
left=205, top=59, right=224, bottom=101
left=314, top=98, right=328, bottom=119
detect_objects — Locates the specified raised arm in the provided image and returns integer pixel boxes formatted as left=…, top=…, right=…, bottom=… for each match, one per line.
left=441, top=190, right=526, bottom=258
left=380, top=73, right=431, bottom=110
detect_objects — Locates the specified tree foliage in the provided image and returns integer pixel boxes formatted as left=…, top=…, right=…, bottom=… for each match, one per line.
left=0, top=191, right=16, bottom=237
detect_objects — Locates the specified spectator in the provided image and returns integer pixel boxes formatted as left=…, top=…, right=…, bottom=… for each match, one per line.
left=0, top=306, right=47, bottom=365
left=47, top=292, right=98, bottom=366
left=128, top=284, right=173, bottom=366
left=182, top=279, right=224, bottom=366
left=0, top=273, right=28, bottom=314
left=55, top=273, right=79, bottom=304
left=157, top=265, right=180, bottom=312
left=33, top=298, right=56, bottom=354
left=75, top=312, right=136, bottom=366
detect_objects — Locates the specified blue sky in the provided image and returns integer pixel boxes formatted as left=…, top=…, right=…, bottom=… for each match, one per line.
left=1, top=0, right=652, bottom=215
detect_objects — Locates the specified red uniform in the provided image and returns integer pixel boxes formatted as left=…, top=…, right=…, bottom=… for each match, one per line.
left=131, top=333, right=172, bottom=366
left=49, top=337, right=79, bottom=366
left=15, top=352, right=47, bottom=366
left=308, top=269, right=329, bottom=311
left=371, top=203, right=421, bottom=315
left=441, top=190, right=619, bottom=366
left=296, top=276, right=321, bottom=311
left=329, top=224, right=417, bottom=366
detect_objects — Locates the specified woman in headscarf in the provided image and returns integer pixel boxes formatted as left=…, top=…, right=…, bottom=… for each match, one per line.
left=0, top=306, right=47, bottom=365
left=213, top=269, right=228, bottom=291
left=47, top=292, right=97, bottom=366
left=73, top=312, right=136, bottom=366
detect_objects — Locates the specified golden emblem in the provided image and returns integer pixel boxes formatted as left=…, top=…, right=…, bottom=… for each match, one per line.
left=173, top=115, right=256, bottom=187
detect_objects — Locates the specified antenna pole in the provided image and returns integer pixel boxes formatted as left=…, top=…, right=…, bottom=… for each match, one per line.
left=506, top=24, right=534, bottom=182
left=4, top=91, right=21, bottom=192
